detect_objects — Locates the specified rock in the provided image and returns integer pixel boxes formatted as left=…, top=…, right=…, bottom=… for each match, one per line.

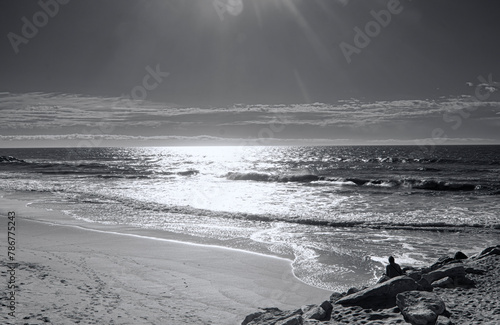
left=275, top=315, right=301, bottom=325
left=301, top=304, right=315, bottom=313
left=302, top=320, right=320, bottom=325
left=465, top=267, right=486, bottom=275
left=427, top=253, right=469, bottom=272
left=420, top=266, right=432, bottom=274
left=300, top=301, right=332, bottom=321
left=407, top=270, right=423, bottom=281
left=429, top=257, right=456, bottom=271
left=242, top=312, right=265, bottom=325
left=416, top=278, right=433, bottom=292
left=319, top=301, right=333, bottom=315
left=376, top=274, right=391, bottom=283
left=475, top=246, right=500, bottom=259
left=436, top=315, right=454, bottom=325
left=302, top=305, right=325, bottom=321
left=346, top=287, right=359, bottom=295
left=403, top=265, right=418, bottom=273
left=241, top=308, right=302, bottom=325
left=329, top=292, right=344, bottom=303
left=432, top=276, right=454, bottom=288
left=336, top=276, right=418, bottom=308
left=455, top=275, right=475, bottom=287
left=396, top=291, right=445, bottom=325
left=241, top=245, right=498, bottom=325
left=422, top=264, right=465, bottom=284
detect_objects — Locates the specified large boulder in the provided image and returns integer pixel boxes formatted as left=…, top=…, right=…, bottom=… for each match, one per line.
left=422, top=264, right=465, bottom=284
left=335, top=276, right=418, bottom=308
left=396, top=291, right=445, bottom=325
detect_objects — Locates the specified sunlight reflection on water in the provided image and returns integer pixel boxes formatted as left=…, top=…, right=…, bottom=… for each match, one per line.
left=2, top=145, right=499, bottom=291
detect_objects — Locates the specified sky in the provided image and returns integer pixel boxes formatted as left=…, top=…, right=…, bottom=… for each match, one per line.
left=1, top=0, right=499, bottom=147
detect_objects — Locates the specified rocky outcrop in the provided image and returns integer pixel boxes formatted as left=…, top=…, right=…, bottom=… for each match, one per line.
left=422, top=264, right=466, bottom=284
left=241, top=246, right=500, bottom=325
left=301, top=304, right=326, bottom=321
left=241, top=303, right=333, bottom=325
left=426, top=257, right=462, bottom=272
left=396, top=291, right=445, bottom=325
left=474, top=245, right=500, bottom=260
left=335, top=276, right=418, bottom=308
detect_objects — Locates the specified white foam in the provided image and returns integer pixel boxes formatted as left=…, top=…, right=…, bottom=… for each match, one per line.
left=24, top=218, right=293, bottom=262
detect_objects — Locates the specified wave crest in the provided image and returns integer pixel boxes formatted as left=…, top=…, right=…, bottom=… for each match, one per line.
left=226, top=171, right=496, bottom=193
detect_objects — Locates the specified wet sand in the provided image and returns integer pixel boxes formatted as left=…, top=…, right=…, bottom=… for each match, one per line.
left=0, top=193, right=329, bottom=324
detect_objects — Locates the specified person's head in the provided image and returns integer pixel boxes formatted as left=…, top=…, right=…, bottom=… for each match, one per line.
left=388, top=256, right=395, bottom=264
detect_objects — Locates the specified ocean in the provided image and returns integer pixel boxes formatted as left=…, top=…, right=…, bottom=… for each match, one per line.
left=1, top=145, right=499, bottom=292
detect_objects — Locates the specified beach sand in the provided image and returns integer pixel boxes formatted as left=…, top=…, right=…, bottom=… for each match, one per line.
left=0, top=193, right=329, bottom=325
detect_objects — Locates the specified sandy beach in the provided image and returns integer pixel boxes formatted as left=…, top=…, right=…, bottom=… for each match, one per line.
left=0, top=193, right=329, bottom=325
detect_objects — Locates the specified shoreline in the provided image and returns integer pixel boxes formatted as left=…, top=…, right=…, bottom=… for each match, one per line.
left=1, top=190, right=499, bottom=291
left=243, top=247, right=500, bottom=324
left=0, top=190, right=302, bottom=264
left=0, top=192, right=329, bottom=324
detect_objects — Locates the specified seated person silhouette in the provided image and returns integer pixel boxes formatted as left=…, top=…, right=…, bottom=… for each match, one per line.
left=386, top=256, right=403, bottom=278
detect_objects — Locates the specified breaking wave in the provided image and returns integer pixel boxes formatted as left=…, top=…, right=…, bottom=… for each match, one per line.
left=225, top=171, right=496, bottom=193
left=0, top=155, right=198, bottom=178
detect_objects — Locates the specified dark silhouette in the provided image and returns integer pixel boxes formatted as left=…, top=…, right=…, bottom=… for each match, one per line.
left=386, top=256, right=403, bottom=278
left=454, top=251, right=468, bottom=260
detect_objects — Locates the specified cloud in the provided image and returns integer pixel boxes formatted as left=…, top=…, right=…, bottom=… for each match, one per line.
left=368, top=137, right=499, bottom=145
left=1, top=92, right=500, bottom=146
